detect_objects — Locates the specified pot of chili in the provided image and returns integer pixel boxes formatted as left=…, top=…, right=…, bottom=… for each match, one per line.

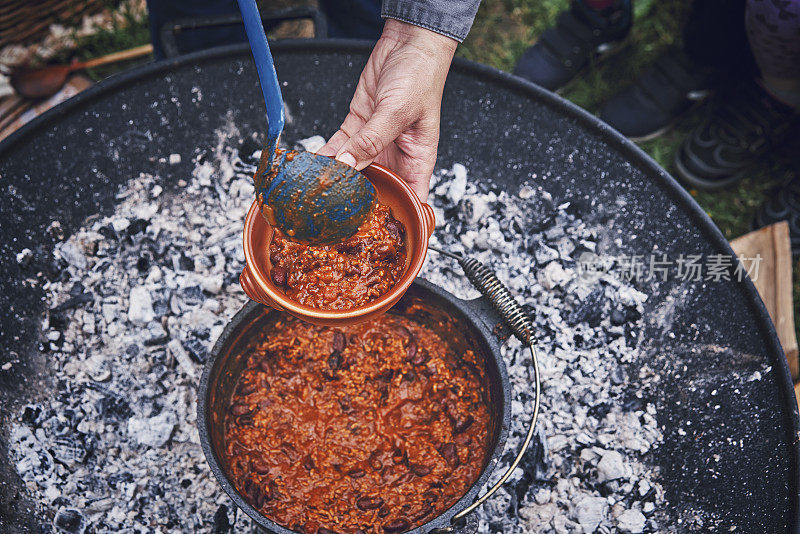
left=198, top=280, right=524, bottom=534
left=240, top=162, right=436, bottom=327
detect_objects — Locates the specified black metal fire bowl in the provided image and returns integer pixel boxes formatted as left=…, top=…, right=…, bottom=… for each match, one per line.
left=0, top=40, right=797, bottom=532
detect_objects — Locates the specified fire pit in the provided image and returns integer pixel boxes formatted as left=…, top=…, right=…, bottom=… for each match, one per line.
left=0, top=41, right=797, bottom=533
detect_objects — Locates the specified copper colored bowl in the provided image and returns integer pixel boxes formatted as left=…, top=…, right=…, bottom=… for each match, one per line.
left=240, top=163, right=436, bottom=326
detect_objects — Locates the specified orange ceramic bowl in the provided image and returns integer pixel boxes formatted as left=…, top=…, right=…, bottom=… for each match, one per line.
left=240, top=163, right=436, bottom=326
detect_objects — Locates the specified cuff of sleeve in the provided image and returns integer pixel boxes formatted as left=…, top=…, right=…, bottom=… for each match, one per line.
left=381, top=0, right=480, bottom=42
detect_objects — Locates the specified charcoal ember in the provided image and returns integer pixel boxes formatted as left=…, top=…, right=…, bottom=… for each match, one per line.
left=144, top=322, right=169, bottom=346
left=51, top=435, right=93, bottom=467
left=568, top=287, right=606, bottom=327
left=97, top=394, right=132, bottom=421
left=51, top=293, right=94, bottom=313
left=212, top=504, right=233, bottom=533
left=183, top=337, right=208, bottom=364
left=107, top=471, right=133, bottom=489
left=152, top=292, right=170, bottom=317
left=21, top=405, right=42, bottom=426
left=178, top=253, right=194, bottom=271
left=610, top=307, right=627, bottom=326
left=127, top=218, right=149, bottom=235
left=53, top=507, right=85, bottom=534
left=180, top=285, right=205, bottom=307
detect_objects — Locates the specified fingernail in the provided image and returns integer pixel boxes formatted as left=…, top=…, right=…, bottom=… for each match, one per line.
left=336, top=152, right=357, bottom=168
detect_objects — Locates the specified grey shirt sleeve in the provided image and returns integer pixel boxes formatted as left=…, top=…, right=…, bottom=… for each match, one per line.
left=381, top=0, right=482, bottom=42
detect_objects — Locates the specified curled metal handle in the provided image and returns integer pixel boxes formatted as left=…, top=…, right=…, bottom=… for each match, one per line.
left=428, top=246, right=541, bottom=532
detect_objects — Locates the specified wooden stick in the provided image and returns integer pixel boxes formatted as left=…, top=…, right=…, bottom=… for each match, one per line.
left=75, top=44, right=153, bottom=71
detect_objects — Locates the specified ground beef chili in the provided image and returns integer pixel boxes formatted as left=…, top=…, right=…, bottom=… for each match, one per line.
left=268, top=203, right=406, bottom=310
left=223, top=313, right=493, bottom=534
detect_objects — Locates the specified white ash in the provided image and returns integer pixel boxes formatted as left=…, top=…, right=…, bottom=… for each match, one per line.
left=10, top=133, right=664, bottom=534
left=421, top=163, right=665, bottom=533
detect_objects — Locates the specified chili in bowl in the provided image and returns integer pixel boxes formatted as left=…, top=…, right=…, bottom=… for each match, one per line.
left=240, top=163, right=436, bottom=327
left=198, top=281, right=512, bottom=534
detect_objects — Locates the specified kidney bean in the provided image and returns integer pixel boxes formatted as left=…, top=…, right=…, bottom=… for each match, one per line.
left=392, top=448, right=406, bottom=465
left=271, top=266, right=288, bottom=286
left=439, top=442, right=460, bottom=467
left=347, top=468, right=366, bottom=479
left=235, top=413, right=254, bottom=427
left=332, top=331, right=346, bottom=353
left=250, top=458, right=270, bottom=475
left=455, top=433, right=473, bottom=446
left=409, top=463, right=432, bottom=477
left=410, top=348, right=429, bottom=366
left=378, top=368, right=394, bottom=381
left=378, top=505, right=391, bottom=518
left=370, top=243, right=393, bottom=261
left=453, top=415, right=475, bottom=434
left=303, top=455, right=316, bottom=471
left=258, top=359, right=272, bottom=373
left=236, top=381, right=257, bottom=396
left=395, top=326, right=413, bottom=345
left=384, top=218, right=404, bottom=240
left=365, top=273, right=383, bottom=287
left=318, top=529, right=340, bottom=534
left=356, top=496, right=384, bottom=511
left=404, top=341, right=418, bottom=362
left=253, top=485, right=266, bottom=508
left=328, top=352, right=341, bottom=370
left=229, top=403, right=252, bottom=416
left=382, top=519, right=410, bottom=533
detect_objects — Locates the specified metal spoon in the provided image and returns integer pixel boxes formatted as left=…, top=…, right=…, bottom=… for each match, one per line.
left=237, top=0, right=376, bottom=245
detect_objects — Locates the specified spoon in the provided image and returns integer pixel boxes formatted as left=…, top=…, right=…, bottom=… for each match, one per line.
left=10, top=44, right=153, bottom=100
left=237, top=0, right=376, bottom=245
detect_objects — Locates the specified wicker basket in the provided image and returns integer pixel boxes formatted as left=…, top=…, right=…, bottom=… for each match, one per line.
left=0, top=0, right=106, bottom=49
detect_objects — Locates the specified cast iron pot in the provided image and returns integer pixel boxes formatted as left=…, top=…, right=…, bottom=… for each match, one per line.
left=198, top=279, right=516, bottom=534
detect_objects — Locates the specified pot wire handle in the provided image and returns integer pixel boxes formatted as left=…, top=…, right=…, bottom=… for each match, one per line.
left=427, top=245, right=541, bottom=531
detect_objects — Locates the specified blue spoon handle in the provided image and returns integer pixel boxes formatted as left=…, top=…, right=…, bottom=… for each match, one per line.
left=237, top=0, right=285, bottom=159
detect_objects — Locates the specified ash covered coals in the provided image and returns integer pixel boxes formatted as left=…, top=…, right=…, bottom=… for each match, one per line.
left=421, top=164, right=664, bottom=533
left=10, top=128, right=260, bottom=533
left=11, top=132, right=663, bottom=534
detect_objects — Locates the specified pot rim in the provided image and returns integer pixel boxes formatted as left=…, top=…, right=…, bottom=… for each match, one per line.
left=198, top=279, right=512, bottom=534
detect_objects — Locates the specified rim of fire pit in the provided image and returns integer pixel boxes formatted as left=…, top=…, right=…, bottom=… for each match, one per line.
left=0, top=40, right=797, bottom=531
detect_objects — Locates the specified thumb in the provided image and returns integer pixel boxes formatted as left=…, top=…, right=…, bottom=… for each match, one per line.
left=335, top=105, right=407, bottom=170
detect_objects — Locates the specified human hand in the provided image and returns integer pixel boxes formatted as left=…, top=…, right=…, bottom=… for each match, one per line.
left=317, top=19, right=458, bottom=202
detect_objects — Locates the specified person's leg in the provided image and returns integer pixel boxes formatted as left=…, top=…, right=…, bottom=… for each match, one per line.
left=746, top=0, right=800, bottom=110
left=319, top=0, right=383, bottom=40
left=681, top=0, right=753, bottom=77
left=513, top=0, right=633, bottom=91
left=672, top=0, right=799, bottom=189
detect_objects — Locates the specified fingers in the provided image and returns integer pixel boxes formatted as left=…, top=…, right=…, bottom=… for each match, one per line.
left=316, top=129, right=350, bottom=157
left=334, top=104, right=409, bottom=171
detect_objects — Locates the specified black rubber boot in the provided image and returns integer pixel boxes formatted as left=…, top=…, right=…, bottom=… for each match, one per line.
left=512, top=0, right=632, bottom=92
left=598, top=48, right=713, bottom=141
left=674, top=82, right=797, bottom=190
